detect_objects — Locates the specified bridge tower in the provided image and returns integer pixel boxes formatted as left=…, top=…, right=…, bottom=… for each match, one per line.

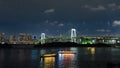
left=71, top=28, right=77, bottom=43
left=41, top=33, right=46, bottom=44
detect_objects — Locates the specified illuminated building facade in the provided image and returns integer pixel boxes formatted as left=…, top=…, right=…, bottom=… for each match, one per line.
left=26, top=34, right=33, bottom=44
left=0, top=33, right=5, bottom=42
left=19, top=33, right=25, bottom=41
left=1, top=29, right=120, bottom=45
left=9, top=35, right=17, bottom=44
left=17, top=33, right=33, bottom=44
left=26, top=34, right=32, bottom=41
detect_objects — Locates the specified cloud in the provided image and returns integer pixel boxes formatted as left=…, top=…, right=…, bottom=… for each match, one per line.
left=112, top=20, right=120, bottom=26
left=44, top=9, right=55, bottom=13
left=82, top=5, right=90, bottom=8
left=97, top=29, right=111, bottom=32
left=107, top=3, right=118, bottom=10
left=82, top=3, right=120, bottom=11
left=107, top=3, right=120, bottom=11
left=90, top=6, right=106, bottom=11
left=58, top=23, right=64, bottom=27
left=108, top=3, right=116, bottom=7
left=82, top=5, right=106, bottom=11
left=53, top=21, right=59, bottom=24
left=45, top=20, right=64, bottom=27
left=49, top=21, right=58, bottom=26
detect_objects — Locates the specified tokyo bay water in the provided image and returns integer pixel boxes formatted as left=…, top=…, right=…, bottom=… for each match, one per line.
left=0, top=46, right=120, bottom=68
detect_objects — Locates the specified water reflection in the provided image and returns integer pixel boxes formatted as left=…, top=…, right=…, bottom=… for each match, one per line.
left=40, top=54, right=56, bottom=68
left=87, top=47, right=95, bottom=55
left=32, top=50, right=38, bottom=60
left=0, top=47, right=120, bottom=68
left=44, top=56, right=55, bottom=68
left=86, top=47, right=95, bottom=60
left=58, top=51, right=75, bottom=68
left=40, top=50, right=75, bottom=68
left=39, top=47, right=112, bottom=68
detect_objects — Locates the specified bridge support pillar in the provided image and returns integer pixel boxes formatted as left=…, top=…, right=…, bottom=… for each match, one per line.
left=71, top=28, right=77, bottom=43
left=41, top=33, right=46, bottom=44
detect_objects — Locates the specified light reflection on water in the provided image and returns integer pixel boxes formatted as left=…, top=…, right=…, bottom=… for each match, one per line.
left=86, top=47, right=95, bottom=60
left=58, top=53, right=75, bottom=68
left=39, top=47, right=101, bottom=68
left=0, top=47, right=120, bottom=68
left=44, top=56, right=55, bottom=68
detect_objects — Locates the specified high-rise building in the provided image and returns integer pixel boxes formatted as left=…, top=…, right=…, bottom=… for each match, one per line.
left=8, top=35, right=17, bottom=44
left=0, top=33, right=5, bottom=42
left=26, top=34, right=33, bottom=44
left=26, top=34, right=32, bottom=41
left=19, top=33, right=25, bottom=41
left=18, top=33, right=26, bottom=44
left=9, top=35, right=16, bottom=41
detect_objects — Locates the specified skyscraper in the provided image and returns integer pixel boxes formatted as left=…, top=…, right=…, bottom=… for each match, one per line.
left=9, top=35, right=17, bottom=44
left=19, top=33, right=25, bottom=41
left=26, top=34, right=32, bottom=41
left=0, top=33, right=5, bottom=42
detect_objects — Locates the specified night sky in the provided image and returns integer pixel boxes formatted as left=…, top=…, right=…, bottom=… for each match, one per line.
left=0, top=0, right=120, bottom=36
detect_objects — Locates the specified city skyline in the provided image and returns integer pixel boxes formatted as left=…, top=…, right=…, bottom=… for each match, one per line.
left=0, top=0, right=120, bottom=35
left=0, top=28, right=120, bottom=45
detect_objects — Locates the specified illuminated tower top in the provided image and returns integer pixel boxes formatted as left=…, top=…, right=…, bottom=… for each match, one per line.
left=71, top=28, right=77, bottom=42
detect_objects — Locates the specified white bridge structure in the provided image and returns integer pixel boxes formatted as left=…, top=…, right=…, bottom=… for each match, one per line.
left=40, top=28, right=77, bottom=44
left=41, top=33, right=46, bottom=44
left=71, top=28, right=77, bottom=43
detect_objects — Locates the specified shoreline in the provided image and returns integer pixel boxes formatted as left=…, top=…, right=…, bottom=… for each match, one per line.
left=0, top=42, right=117, bottom=48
